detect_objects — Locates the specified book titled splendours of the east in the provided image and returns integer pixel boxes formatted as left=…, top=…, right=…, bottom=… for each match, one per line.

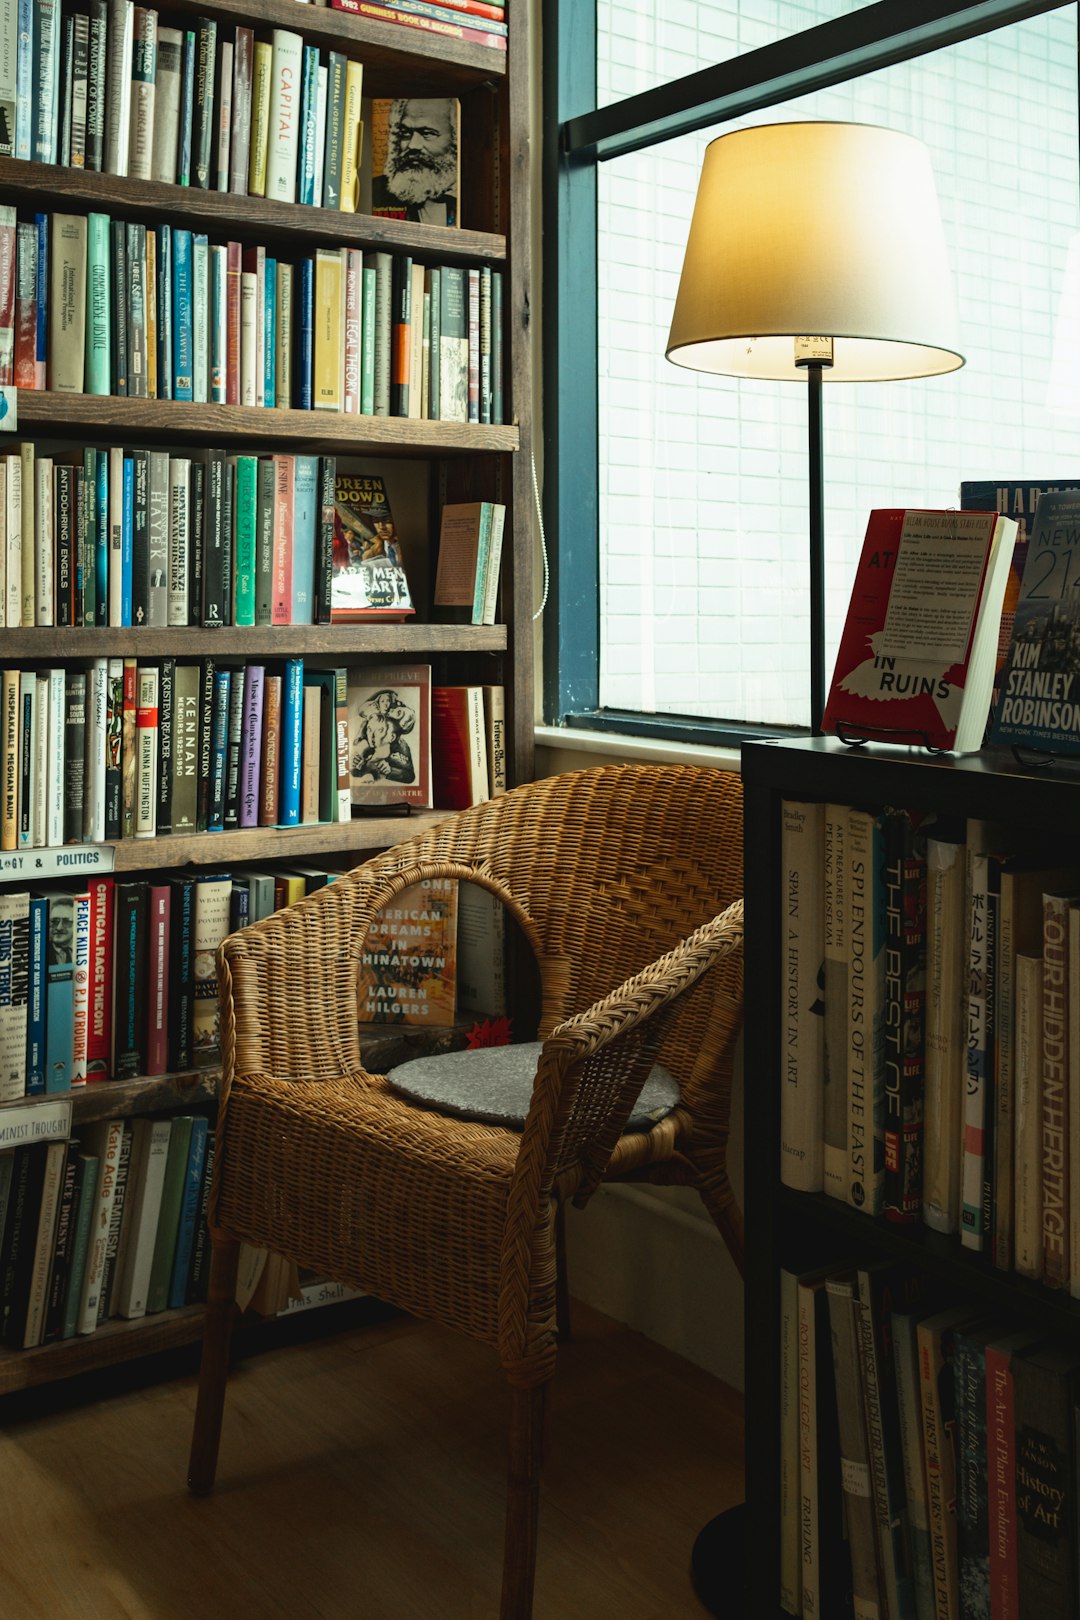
left=989, top=490, right=1080, bottom=755
left=822, top=508, right=1018, bottom=753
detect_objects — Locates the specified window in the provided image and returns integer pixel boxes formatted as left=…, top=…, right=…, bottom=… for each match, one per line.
left=543, top=2, right=1080, bottom=739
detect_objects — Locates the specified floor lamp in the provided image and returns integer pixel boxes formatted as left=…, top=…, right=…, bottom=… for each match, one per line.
left=666, top=120, right=964, bottom=736
left=664, top=120, right=963, bottom=1614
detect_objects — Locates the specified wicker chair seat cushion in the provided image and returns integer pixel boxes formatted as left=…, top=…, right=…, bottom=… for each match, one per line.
left=217, top=1073, right=521, bottom=1345
left=386, top=1042, right=680, bottom=1130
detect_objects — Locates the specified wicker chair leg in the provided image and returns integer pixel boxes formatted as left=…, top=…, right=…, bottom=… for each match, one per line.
left=554, top=1200, right=572, bottom=1341
left=500, top=1383, right=547, bottom=1620
left=187, top=1234, right=242, bottom=1496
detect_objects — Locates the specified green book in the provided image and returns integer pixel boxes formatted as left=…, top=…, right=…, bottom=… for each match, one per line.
left=233, top=455, right=258, bottom=627
left=145, top=1116, right=193, bottom=1315
left=60, top=1152, right=98, bottom=1341
left=84, top=212, right=111, bottom=395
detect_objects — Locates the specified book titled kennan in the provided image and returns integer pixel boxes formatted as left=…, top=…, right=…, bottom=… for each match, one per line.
left=822, top=509, right=1018, bottom=753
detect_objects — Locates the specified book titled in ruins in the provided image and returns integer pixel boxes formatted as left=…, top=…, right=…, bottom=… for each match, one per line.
left=331, top=473, right=414, bottom=621
left=989, top=491, right=1080, bottom=756
left=821, top=508, right=1018, bottom=752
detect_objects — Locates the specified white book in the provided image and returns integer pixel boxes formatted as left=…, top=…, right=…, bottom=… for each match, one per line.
left=70, top=889, right=90, bottom=1084
left=18, top=440, right=31, bottom=626
left=312, top=63, right=327, bottom=204
left=4, top=450, right=18, bottom=627
left=31, top=671, right=47, bottom=848
left=34, top=453, right=52, bottom=626
left=168, top=456, right=191, bottom=626
left=264, top=29, right=303, bottom=204
left=108, top=444, right=124, bottom=627
left=127, top=3, right=156, bottom=181
left=147, top=451, right=169, bottom=628
left=1013, top=951, right=1044, bottom=1281
left=23, top=1139, right=68, bottom=1348
left=83, top=656, right=107, bottom=843
left=69, top=12, right=88, bottom=165
left=114, top=1117, right=172, bottom=1320
left=192, top=233, right=209, bottom=404
left=779, top=798, right=824, bottom=1193
left=135, top=663, right=158, bottom=838
left=151, top=25, right=182, bottom=183
left=456, top=882, right=506, bottom=1017
left=0, top=0, right=16, bottom=158
left=103, top=0, right=134, bottom=176
left=33, top=0, right=59, bottom=165
left=45, top=666, right=64, bottom=847
left=76, top=1118, right=125, bottom=1334
left=17, top=669, right=33, bottom=848
left=214, top=37, right=232, bottom=191
left=481, top=502, right=506, bottom=627
left=240, top=269, right=257, bottom=407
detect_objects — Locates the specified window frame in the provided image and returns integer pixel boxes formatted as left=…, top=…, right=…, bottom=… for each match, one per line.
left=540, top=0, right=1079, bottom=744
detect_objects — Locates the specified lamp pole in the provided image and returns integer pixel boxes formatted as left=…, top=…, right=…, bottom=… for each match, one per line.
left=795, top=339, right=832, bottom=735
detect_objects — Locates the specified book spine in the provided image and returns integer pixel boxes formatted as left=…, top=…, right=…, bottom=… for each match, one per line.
left=222, top=663, right=245, bottom=829
left=128, top=4, right=156, bottom=181
left=278, top=657, right=303, bottom=827
left=145, top=885, right=170, bottom=1076
left=239, top=663, right=264, bottom=828
left=265, top=28, right=302, bottom=204
left=190, top=14, right=216, bottom=188
left=1042, top=892, right=1070, bottom=1289
left=779, top=800, right=824, bottom=1194
left=103, top=0, right=132, bottom=176
left=846, top=805, right=886, bottom=1216
left=882, top=813, right=927, bottom=1224
left=259, top=672, right=280, bottom=826
left=135, top=664, right=158, bottom=838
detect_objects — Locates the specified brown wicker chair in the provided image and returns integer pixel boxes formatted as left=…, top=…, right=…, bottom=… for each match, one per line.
left=187, top=762, right=744, bottom=1620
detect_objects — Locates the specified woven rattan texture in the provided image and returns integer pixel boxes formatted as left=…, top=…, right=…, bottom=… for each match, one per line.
left=212, top=763, right=744, bottom=1385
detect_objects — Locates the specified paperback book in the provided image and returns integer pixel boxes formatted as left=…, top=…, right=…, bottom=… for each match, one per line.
left=331, top=473, right=414, bottom=621
left=346, top=662, right=431, bottom=809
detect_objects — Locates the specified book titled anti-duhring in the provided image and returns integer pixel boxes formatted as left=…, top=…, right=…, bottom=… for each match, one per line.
left=989, top=491, right=1080, bottom=757
left=822, top=508, right=1019, bottom=753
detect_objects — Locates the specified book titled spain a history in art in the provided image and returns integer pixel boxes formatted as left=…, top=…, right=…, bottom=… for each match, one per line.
left=822, top=508, right=1018, bottom=753
left=989, top=490, right=1080, bottom=756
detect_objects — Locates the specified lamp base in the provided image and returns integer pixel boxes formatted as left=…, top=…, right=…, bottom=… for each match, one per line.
left=689, top=1503, right=747, bottom=1616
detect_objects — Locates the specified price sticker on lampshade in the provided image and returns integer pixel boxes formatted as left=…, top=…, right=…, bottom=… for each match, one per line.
left=0, top=386, right=17, bottom=431
left=794, top=336, right=834, bottom=366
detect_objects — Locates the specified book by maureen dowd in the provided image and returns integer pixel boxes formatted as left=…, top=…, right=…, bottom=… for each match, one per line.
left=821, top=508, right=1018, bottom=753
left=346, top=662, right=432, bottom=809
left=357, top=876, right=458, bottom=1025
left=331, top=473, right=415, bottom=622
left=989, top=489, right=1080, bottom=755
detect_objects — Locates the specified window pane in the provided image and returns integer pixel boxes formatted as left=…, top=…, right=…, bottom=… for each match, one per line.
left=596, top=9, right=1080, bottom=727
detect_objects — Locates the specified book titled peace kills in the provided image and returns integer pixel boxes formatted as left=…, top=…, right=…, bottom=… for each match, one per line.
left=330, top=473, right=414, bottom=622
left=821, top=508, right=1018, bottom=753
left=989, top=491, right=1080, bottom=756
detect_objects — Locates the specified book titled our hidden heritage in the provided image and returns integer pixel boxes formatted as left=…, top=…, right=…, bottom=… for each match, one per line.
left=330, top=473, right=414, bottom=622
left=821, top=508, right=1018, bottom=753
left=989, top=490, right=1080, bottom=755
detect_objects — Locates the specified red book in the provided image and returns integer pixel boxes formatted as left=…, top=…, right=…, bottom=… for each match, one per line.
left=85, top=876, right=115, bottom=1081
left=466, top=267, right=480, bottom=423
left=414, top=0, right=505, bottom=18
left=270, top=453, right=294, bottom=626
left=145, top=884, right=170, bottom=1076
left=986, top=1330, right=1043, bottom=1620
left=0, top=208, right=15, bottom=388
left=13, top=222, right=36, bottom=390
left=259, top=673, right=282, bottom=826
left=430, top=684, right=488, bottom=810
left=821, top=508, right=1018, bottom=753
left=225, top=240, right=242, bottom=405
left=329, top=0, right=506, bottom=48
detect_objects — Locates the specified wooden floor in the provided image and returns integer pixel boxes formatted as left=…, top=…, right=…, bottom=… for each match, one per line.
left=0, top=1302, right=744, bottom=1619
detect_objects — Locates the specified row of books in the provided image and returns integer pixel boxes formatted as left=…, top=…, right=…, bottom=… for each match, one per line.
left=0, top=657, right=506, bottom=850
left=0, top=1110, right=215, bottom=1350
left=0, top=445, right=416, bottom=630
left=782, top=1259, right=1080, bottom=1619
left=9, top=209, right=503, bottom=422
left=328, top=0, right=507, bottom=52
left=781, top=796, right=1080, bottom=1296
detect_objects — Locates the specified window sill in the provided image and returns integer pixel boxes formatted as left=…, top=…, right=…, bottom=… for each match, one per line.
left=533, top=723, right=742, bottom=774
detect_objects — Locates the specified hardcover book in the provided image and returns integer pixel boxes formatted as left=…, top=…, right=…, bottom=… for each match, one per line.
left=347, top=662, right=431, bottom=809
left=989, top=491, right=1080, bottom=756
left=822, top=508, right=1019, bottom=752
left=368, top=97, right=459, bottom=227
left=331, top=473, right=414, bottom=621
left=357, top=875, right=458, bottom=1024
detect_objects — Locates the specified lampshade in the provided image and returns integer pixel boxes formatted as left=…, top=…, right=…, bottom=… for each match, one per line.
left=666, top=121, right=964, bottom=383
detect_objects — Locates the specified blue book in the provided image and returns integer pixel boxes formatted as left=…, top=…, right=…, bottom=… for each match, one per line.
left=43, top=891, right=74, bottom=1093
left=94, top=450, right=108, bottom=627
left=278, top=657, right=304, bottom=828
left=290, top=454, right=318, bottom=626
left=34, top=213, right=47, bottom=383
left=297, top=45, right=319, bottom=206
left=156, top=225, right=172, bottom=401
left=15, top=0, right=32, bottom=159
left=177, top=28, right=195, bottom=186
left=121, top=455, right=134, bottom=628
left=263, top=257, right=276, bottom=408
left=24, top=895, right=47, bottom=1095
left=297, top=257, right=314, bottom=410
left=172, top=228, right=193, bottom=400
left=208, top=669, right=231, bottom=831
left=167, top=1115, right=208, bottom=1310
left=32, top=0, right=60, bottom=165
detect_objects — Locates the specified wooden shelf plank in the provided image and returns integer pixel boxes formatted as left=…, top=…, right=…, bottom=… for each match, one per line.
left=0, top=1306, right=207, bottom=1394
left=14, top=394, right=519, bottom=455
left=0, top=159, right=506, bottom=262
left=104, top=809, right=451, bottom=870
left=0, top=624, right=507, bottom=659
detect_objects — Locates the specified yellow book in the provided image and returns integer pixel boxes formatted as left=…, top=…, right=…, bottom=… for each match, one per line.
left=340, top=59, right=364, bottom=213
left=276, top=872, right=306, bottom=909
left=313, top=248, right=344, bottom=412
left=1, top=667, right=18, bottom=849
left=248, top=40, right=273, bottom=197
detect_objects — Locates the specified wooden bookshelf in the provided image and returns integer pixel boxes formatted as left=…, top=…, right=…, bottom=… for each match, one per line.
left=0, top=625, right=507, bottom=657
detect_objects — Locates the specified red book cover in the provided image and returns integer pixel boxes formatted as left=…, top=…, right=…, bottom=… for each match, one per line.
left=986, top=1330, right=1042, bottom=1620
left=0, top=209, right=15, bottom=388
left=13, top=223, right=35, bottom=390
left=271, top=453, right=294, bottom=625
left=821, top=508, right=1017, bottom=752
left=259, top=673, right=282, bottom=826
left=85, top=876, right=114, bottom=1081
left=466, top=267, right=480, bottom=423
left=329, top=0, right=507, bottom=48
left=430, top=684, right=488, bottom=810
left=225, top=240, right=242, bottom=405
left=145, top=884, right=170, bottom=1077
